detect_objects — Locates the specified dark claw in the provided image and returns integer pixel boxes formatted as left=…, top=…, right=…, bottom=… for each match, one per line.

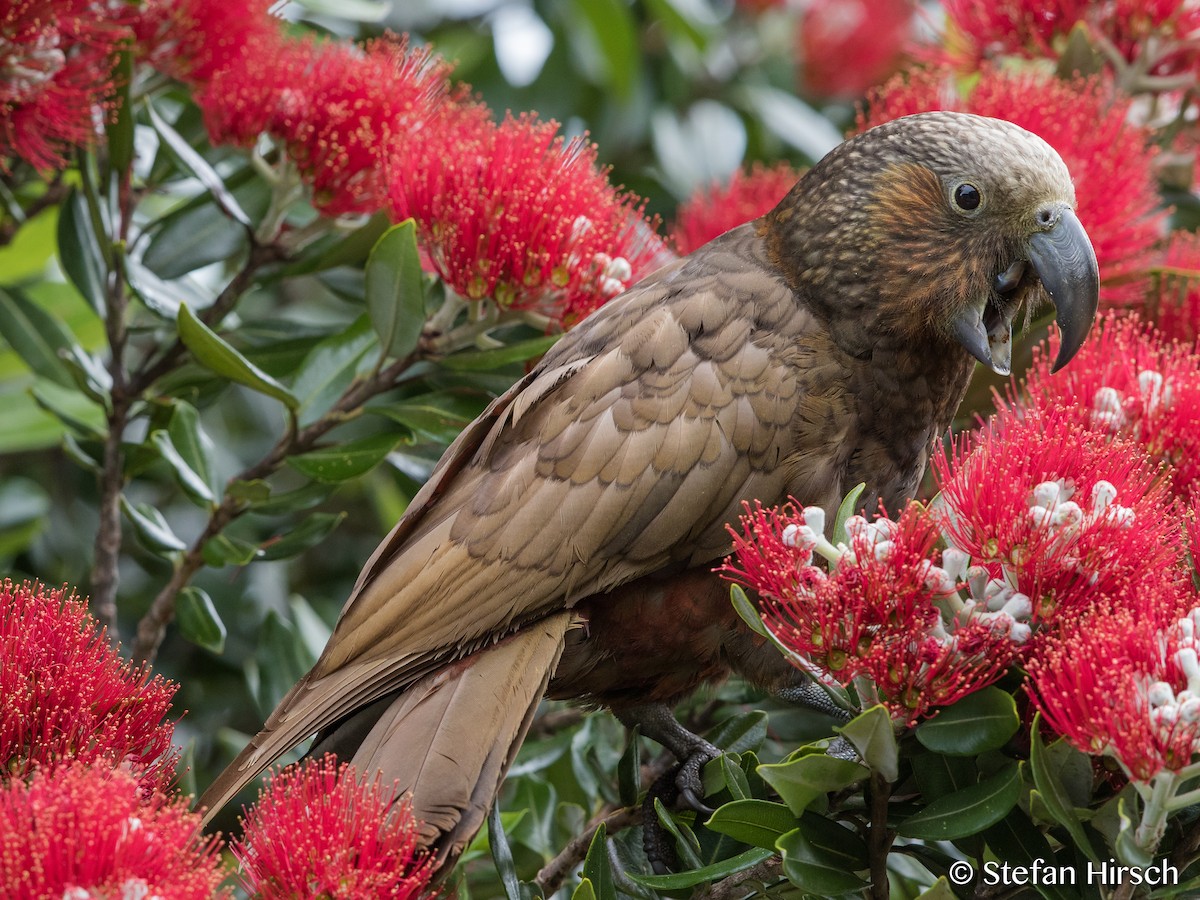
left=675, top=746, right=717, bottom=816
left=642, top=767, right=679, bottom=875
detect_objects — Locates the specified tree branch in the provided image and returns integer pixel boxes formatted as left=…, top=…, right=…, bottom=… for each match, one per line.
left=867, top=770, right=893, bottom=900
left=88, top=162, right=134, bottom=637
left=130, top=349, right=420, bottom=663
left=692, top=856, right=783, bottom=900
left=535, top=806, right=643, bottom=896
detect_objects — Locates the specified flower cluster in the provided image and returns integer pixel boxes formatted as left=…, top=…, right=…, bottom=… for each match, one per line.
left=670, top=162, right=803, bottom=255
left=797, top=0, right=914, bottom=100
left=0, top=580, right=177, bottom=788
left=391, top=112, right=668, bottom=324
left=722, top=501, right=1020, bottom=726
left=1019, top=311, right=1200, bottom=496
left=1029, top=599, right=1200, bottom=783
left=1, top=0, right=130, bottom=171
left=936, top=0, right=1200, bottom=82
left=1149, top=231, right=1200, bottom=345
left=861, top=67, right=1164, bottom=307
left=0, top=763, right=227, bottom=900
left=233, top=755, right=433, bottom=900
left=933, top=404, right=1183, bottom=627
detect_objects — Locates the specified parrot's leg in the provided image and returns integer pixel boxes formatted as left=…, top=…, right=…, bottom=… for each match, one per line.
left=774, top=681, right=859, bottom=761
left=618, top=703, right=719, bottom=812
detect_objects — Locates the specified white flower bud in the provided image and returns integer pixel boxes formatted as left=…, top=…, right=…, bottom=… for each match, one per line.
left=1000, top=592, right=1032, bottom=620
left=1181, top=697, right=1200, bottom=723
left=802, top=506, right=826, bottom=537
left=941, top=547, right=969, bottom=582
left=1032, top=481, right=1062, bottom=508
left=1092, top=386, right=1126, bottom=431
left=604, top=255, right=632, bottom=282
left=1139, top=369, right=1164, bottom=411
left=1091, top=480, right=1118, bottom=513
left=1148, top=681, right=1177, bottom=706
left=1051, top=501, right=1083, bottom=528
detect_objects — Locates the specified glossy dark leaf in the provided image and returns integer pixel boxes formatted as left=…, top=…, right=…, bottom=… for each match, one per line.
left=777, top=815, right=869, bottom=896
left=176, top=586, right=227, bottom=653
left=916, top=688, right=1020, bottom=756
left=121, top=498, right=186, bottom=554
left=706, top=799, right=797, bottom=849
left=145, top=100, right=251, bottom=227
left=896, top=762, right=1021, bottom=840
left=582, top=824, right=616, bottom=900
left=365, top=220, right=425, bottom=360
left=1029, top=714, right=1100, bottom=862
left=440, top=334, right=561, bottom=371
left=0, top=287, right=75, bottom=386
left=258, top=512, right=346, bottom=561
left=287, top=432, right=400, bottom=482
left=292, top=316, right=376, bottom=425
left=177, top=304, right=298, bottom=409
left=758, top=754, right=868, bottom=816
left=838, top=705, right=898, bottom=781
left=627, top=848, right=773, bottom=890
left=56, top=189, right=106, bottom=315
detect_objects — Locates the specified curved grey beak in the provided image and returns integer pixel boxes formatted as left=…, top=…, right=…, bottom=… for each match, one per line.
left=1028, top=207, right=1099, bottom=373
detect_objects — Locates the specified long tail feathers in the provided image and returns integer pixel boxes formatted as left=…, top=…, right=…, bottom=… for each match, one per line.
left=197, top=613, right=572, bottom=877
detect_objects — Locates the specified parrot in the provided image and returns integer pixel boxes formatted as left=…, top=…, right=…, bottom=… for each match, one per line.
left=199, top=111, right=1100, bottom=875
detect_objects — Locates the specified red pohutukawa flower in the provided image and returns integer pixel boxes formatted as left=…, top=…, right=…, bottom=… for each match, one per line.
left=0, top=580, right=177, bottom=789
left=134, top=0, right=281, bottom=86
left=1028, top=596, right=1200, bottom=782
left=861, top=68, right=1164, bottom=306
left=1151, top=231, right=1200, bottom=345
left=0, top=763, right=227, bottom=900
left=1, top=0, right=129, bottom=171
left=722, top=501, right=1019, bottom=725
left=201, top=33, right=481, bottom=216
left=671, top=162, right=803, bottom=255
left=933, top=404, right=1183, bottom=628
left=233, top=755, right=434, bottom=900
left=798, top=0, right=914, bottom=100
left=390, top=112, right=668, bottom=325
left=935, top=0, right=1200, bottom=80
left=1020, top=311, right=1200, bottom=496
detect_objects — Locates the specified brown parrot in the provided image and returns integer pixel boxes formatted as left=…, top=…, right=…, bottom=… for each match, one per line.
left=199, top=111, right=1099, bottom=872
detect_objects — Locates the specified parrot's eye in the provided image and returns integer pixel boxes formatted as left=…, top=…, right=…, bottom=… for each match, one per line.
left=953, top=183, right=982, bottom=211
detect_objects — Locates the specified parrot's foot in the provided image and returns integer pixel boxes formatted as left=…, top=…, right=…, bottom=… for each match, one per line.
left=775, top=682, right=853, bottom=722
left=618, top=703, right=721, bottom=873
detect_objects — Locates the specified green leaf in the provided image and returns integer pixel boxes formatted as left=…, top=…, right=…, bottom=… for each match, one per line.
left=730, top=584, right=769, bottom=637
left=287, top=433, right=400, bottom=483
left=142, top=172, right=269, bottom=279
left=226, top=479, right=271, bottom=505
left=284, top=212, right=391, bottom=275
left=572, top=879, right=596, bottom=900
left=366, top=390, right=484, bottom=443
left=150, top=431, right=214, bottom=505
left=176, top=587, right=227, bottom=653
left=777, top=815, right=869, bottom=896
left=911, top=751, right=976, bottom=801
left=704, top=753, right=751, bottom=801
left=758, top=754, right=868, bottom=816
left=244, top=481, right=334, bottom=515
left=440, top=335, right=561, bottom=371
left=916, top=687, right=1019, bottom=755
left=292, top=316, right=377, bottom=425
left=488, top=802, right=523, bottom=900
left=1029, top=714, right=1100, bottom=862
left=294, top=0, right=391, bottom=22
left=832, top=482, right=866, bottom=545
left=706, top=800, right=797, bottom=849
left=915, top=878, right=959, bottom=900
left=258, top=512, right=346, bottom=561
left=709, top=711, right=768, bottom=754
left=0, top=287, right=75, bottom=386
left=618, top=726, right=641, bottom=807
left=60, top=345, right=112, bottom=405
left=177, top=304, right=298, bottom=409
left=202, top=532, right=261, bottom=567
left=30, top=379, right=105, bottom=438
left=167, top=401, right=218, bottom=498
left=627, top=848, right=773, bottom=890
left=838, top=705, right=898, bottom=782
left=365, top=220, right=425, bottom=360
left=121, top=498, right=186, bottom=554
left=56, top=189, right=106, bottom=314
left=653, top=797, right=703, bottom=869
left=896, top=762, right=1021, bottom=840
left=145, top=101, right=251, bottom=227
left=582, top=824, right=616, bottom=900
left=1114, top=795, right=1153, bottom=869
left=982, top=809, right=1079, bottom=900
left=572, top=0, right=639, bottom=99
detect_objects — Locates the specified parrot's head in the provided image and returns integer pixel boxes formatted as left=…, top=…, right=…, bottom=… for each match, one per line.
left=766, top=110, right=1099, bottom=375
